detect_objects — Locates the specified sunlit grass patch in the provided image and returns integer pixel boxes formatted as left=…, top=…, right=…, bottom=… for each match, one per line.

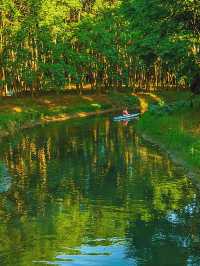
left=90, top=103, right=102, bottom=109
left=0, top=93, right=139, bottom=137
left=12, top=106, right=23, bottom=112
left=136, top=105, right=200, bottom=171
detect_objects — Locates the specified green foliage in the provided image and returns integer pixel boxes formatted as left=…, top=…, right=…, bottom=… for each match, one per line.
left=1, top=0, right=199, bottom=95
left=108, top=92, right=139, bottom=108
left=137, top=103, right=200, bottom=170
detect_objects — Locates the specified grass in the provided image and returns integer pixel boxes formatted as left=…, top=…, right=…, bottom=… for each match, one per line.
left=136, top=91, right=200, bottom=172
left=0, top=92, right=139, bottom=136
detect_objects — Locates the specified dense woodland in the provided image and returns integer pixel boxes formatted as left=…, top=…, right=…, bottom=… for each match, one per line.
left=1, top=0, right=200, bottom=96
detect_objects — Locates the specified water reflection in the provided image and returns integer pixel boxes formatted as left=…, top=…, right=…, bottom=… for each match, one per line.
left=0, top=117, right=200, bottom=266
left=0, top=162, right=11, bottom=193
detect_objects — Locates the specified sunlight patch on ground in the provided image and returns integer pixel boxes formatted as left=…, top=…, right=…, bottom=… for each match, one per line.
left=43, top=100, right=52, bottom=104
left=132, top=93, right=148, bottom=113
left=77, top=112, right=88, bottom=117
left=133, top=92, right=165, bottom=113
left=12, top=106, right=23, bottom=112
left=139, top=97, right=148, bottom=113
left=81, top=96, right=94, bottom=102
left=147, top=93, right=165, bottom=105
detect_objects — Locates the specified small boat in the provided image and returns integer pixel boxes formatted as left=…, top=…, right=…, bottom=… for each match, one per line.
left=113, top=113, right=140, bottom=121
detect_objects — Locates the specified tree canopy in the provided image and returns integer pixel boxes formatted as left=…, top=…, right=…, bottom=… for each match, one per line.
left=1, top=0, right=199, bottom=95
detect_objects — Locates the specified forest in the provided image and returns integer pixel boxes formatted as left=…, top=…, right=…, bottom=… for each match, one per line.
left=1, top=2, right=200, bottom=265
left=1, top=0, right=200, bottom=96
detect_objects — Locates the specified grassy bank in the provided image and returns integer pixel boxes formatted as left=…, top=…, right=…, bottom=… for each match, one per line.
left=136, top=91, right=200, bottom=174
left=0, top=92, right=139, bottom=137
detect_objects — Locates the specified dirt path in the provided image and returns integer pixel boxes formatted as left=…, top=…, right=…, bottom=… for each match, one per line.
left=133, top=92, right=163, bottom=113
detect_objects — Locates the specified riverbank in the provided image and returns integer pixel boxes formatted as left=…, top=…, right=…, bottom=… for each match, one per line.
left=136, top=91, right=200, bottom=183
left=0, top=92, right=139, bottom=138
left=2, top=90, right=200, bottom=183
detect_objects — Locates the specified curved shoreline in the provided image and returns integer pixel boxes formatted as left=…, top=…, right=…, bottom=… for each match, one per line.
left=141, top=132, right=200, bottom=189
left=1, top=94, right=199, bottom=190
left=134, top=92, right=200, bottom=188
left=0, top=107, right=121, bottom=139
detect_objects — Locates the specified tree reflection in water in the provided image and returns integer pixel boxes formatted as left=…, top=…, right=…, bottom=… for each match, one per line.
left=0, top=116, right=200, bottom=266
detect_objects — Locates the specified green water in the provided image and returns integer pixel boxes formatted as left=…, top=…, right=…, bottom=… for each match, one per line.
left=0, top=116, right=200, bottom=266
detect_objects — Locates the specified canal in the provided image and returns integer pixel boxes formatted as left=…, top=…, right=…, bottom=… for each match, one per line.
left=0, top=116, right=200, bottom=266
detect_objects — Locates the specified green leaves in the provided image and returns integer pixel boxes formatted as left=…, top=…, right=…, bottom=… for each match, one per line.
left=1, top=0, right=199, bottom=95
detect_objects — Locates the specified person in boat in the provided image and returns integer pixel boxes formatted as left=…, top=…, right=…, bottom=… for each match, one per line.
left=122, top=107, right=129, bottom=116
